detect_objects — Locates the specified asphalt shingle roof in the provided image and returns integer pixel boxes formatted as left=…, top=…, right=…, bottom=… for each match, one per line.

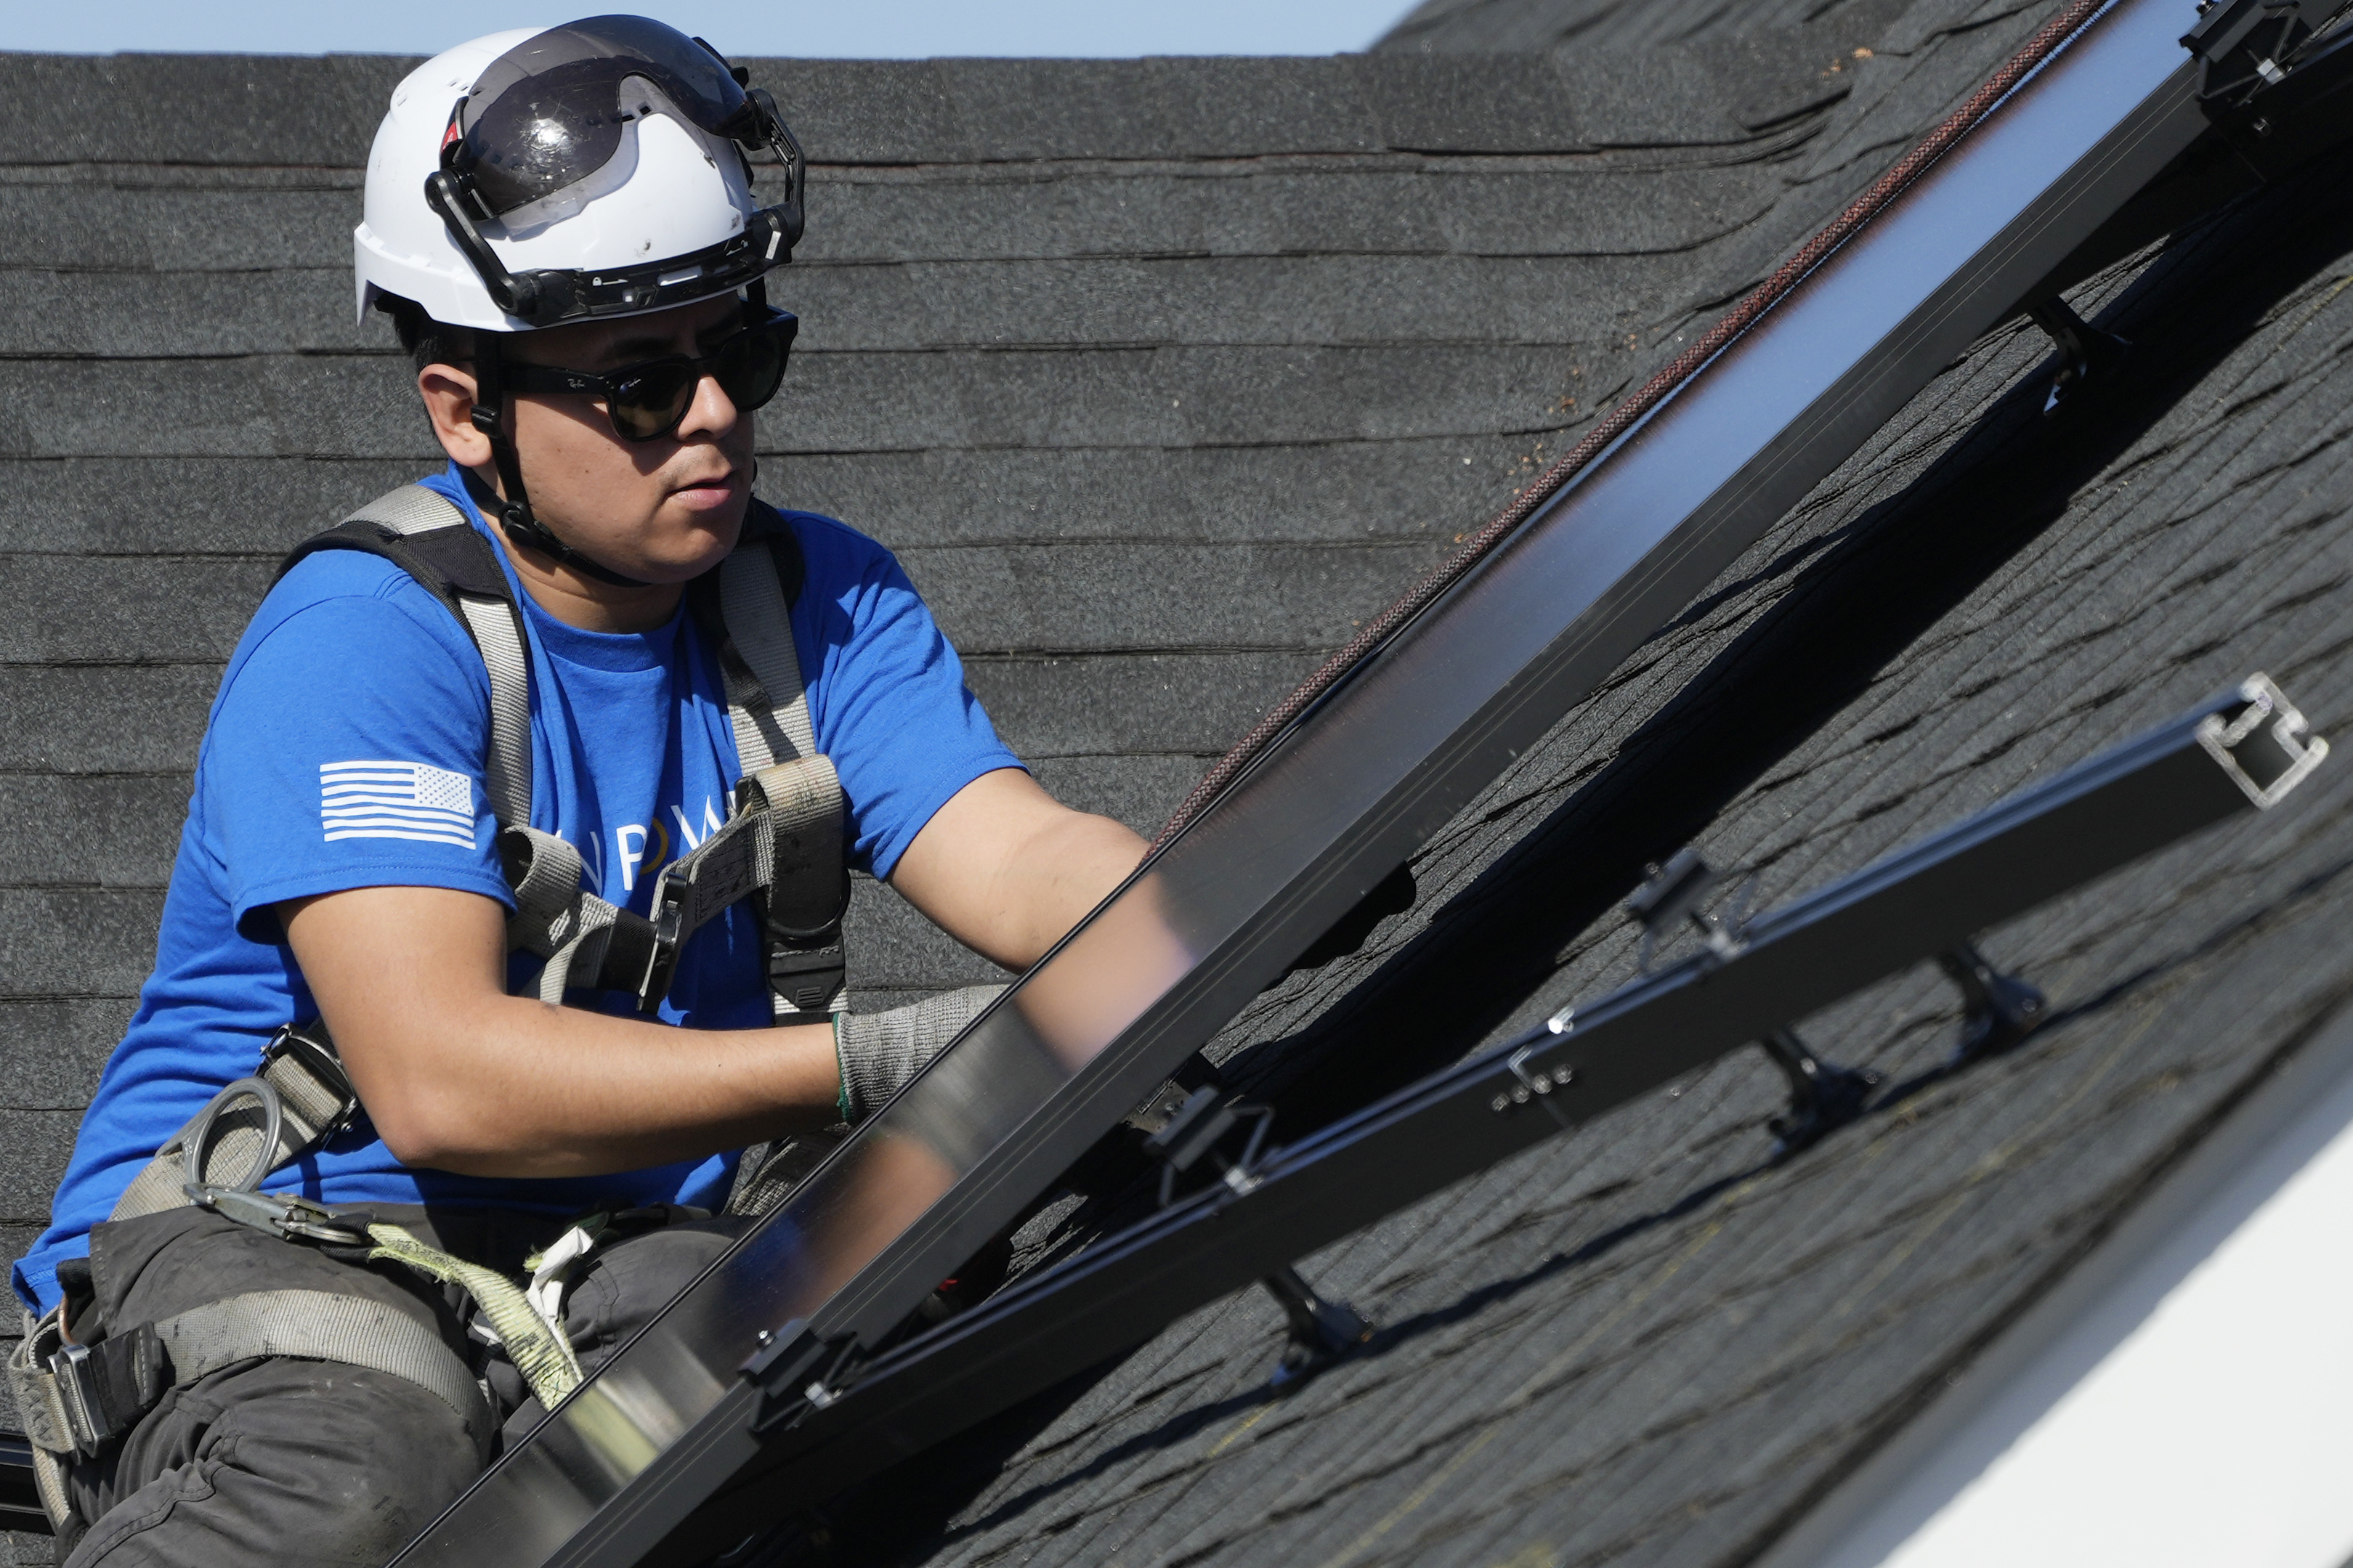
left=7, top=4, right=2351, bottom=1564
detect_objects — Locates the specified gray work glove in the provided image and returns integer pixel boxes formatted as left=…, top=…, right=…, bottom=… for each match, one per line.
left=833, top=985, right=1005, bottom=1124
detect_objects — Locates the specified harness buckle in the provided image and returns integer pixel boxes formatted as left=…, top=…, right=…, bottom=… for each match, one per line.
left=46, top=1342, right=109, bottom=1456
left=259, top=1021, right=358, bottom=1140
left=767, top=933, right=845, bottom=1015
left=185, top=1185, right=370, bottom=1248
left=638, top=874, right=689, bottom=1014
left=44, top=1325, right=166, bottom=1458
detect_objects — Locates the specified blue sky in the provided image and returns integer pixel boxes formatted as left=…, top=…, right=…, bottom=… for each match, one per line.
left=6, top=1, right=1422, bottom=57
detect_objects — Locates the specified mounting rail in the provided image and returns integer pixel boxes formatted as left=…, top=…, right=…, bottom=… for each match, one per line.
left=693, top=675, right=2328, bottom=1553
left=373, top=4, right=2261, bottom=1564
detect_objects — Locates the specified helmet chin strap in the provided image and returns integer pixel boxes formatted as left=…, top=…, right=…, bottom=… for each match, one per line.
left=469, top=332, right=653, bottom=590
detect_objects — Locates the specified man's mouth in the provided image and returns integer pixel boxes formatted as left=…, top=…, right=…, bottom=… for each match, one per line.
left=671, top=471, right=740, bottom=509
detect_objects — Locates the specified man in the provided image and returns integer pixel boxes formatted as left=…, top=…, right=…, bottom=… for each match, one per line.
left=7, top=18, right=1143, bottom=1564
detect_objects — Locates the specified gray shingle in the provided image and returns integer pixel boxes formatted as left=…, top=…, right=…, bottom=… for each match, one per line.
left=902, top=540, right=1444, bottom=652
left=0, top=557, right=272, bottom=665
left=0, top=458, right=419, bottom=553
left=0, top=777, right=188, bottom=889
left=0, top=1529, right=56, bottom=1566
left=801, top=157, right=1790, bottom=268
left=0, top=1110, right=84, bottom=1223
left=0, top=1002, right=134, bottom=1111
left=963, top=651, right=1321, bottom=757
left=0, top=173, right=360, bottom=270
left=0, top=344, right=1596, bottom=458
left=0, top=666, right=219, bottom=774
left=772, top=440, right=1512, bottom=548
left=1377, top=0, right=1909, bottom=54
left=0, top=54, right=401, bottom=167
left=930, top=59, right=1385, bottom=163
left=844, top=880, right=1007, bottom=994
left=0, top=890, right=166, bottom=997
left=0, top=356, right=423, bottom=461
left=747, top=60, right=972, bottom=166
left=1024, top=754, right=1206, bottom=835
left=1351, top=54, right=1600, bottom=152
left=788, top=253, right=1720, bottom=352
left=0, top=269, right=360, bottom=357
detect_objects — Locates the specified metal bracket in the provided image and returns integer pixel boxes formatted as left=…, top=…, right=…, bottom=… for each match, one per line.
left=1122, top=1054, right=1228, bottom=1137
left=1627, top=853, right=1876, bottom=1155
left=1627, top=849, right=1751, bottom=974
left=1260, top=1266, right=1375, bottom=1392
left=2184, top=0, right=2314, bottom=105
left=1937, top=941, right=2047, bottom=1064
left=1758, top=1028, right=1880, bottom=1158
left=1142, top=1091, right=1374, bottom=1386
left=2026, top=297, right=2131, bottom=414
left=2184, top=0, right=2353, bottom=179
left=743, top=1323, right=862, bottom=1437
left=1142, top=1086, right=1273, bottom=1207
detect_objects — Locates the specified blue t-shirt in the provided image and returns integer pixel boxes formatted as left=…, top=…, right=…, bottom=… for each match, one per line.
left=15, top=467, right=1019, bottom=1315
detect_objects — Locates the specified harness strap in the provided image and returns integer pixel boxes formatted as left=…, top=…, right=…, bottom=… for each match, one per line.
left=9, top=1289, right=495, bottom=1474
left=691, top=527, right=851, bottom=1017
left=291, top=487, right=844, bottom=1018
left=456, top=594, right=533, bottom=833
left=294, top=486, right=535, bottom=830
left=291, top=487, right=669, bottom=996
left=642, top=756, right=846, bottom=1013
left=498, top=826, right=660, bottom=1000
left=716, top=533, right=818, bottom=767
left=362, top=1224, right=580, bottom=1410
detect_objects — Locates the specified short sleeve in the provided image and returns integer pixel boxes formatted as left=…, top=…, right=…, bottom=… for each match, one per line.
left=790, top=515, right=1023, bottom=881
left=206, top=561, right=511, bottom=936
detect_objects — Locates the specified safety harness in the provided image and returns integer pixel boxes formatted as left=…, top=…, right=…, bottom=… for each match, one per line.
left=7, top=484, right=854, bottom=1528
left=283, top=480, right=855, bottom=1020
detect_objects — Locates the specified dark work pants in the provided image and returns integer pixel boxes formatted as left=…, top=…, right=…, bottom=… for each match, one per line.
left=54, top=1205, right=750, bottom=1567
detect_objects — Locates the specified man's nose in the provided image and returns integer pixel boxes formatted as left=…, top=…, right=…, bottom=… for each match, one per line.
left=676, top=372, right=739, bottom=439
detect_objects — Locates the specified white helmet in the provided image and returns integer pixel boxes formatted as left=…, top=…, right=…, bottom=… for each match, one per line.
left=352, top=16, right=805, bottom=585
left=355, top=14, right=805, bottom=333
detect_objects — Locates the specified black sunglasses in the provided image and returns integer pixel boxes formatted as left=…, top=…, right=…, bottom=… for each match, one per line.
left=501, top=308, right=798, bottom=442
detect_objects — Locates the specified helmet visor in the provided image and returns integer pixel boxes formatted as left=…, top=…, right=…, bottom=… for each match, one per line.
left=447, top=15, right=755, bottom=219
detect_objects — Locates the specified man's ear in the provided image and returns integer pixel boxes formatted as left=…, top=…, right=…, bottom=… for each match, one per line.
left=418, top=362, right=493, bottom=468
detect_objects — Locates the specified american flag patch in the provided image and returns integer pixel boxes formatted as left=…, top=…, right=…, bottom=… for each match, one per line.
left=319, top=760, right=478, bottom=849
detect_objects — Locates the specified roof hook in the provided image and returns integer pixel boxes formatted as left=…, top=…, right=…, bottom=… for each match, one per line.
left=1937, top=941, right=2047, bottom=1064
left=1143, top=1089, right=1376, bottom=1387
left=1262, top=1265, right=1375, bottom=1392
left=1626, top=852, right=1877, bottom=1158
left=2026, top=296, right=2131, bottom=415
left=1758, top=1028, right=1880, bottom=1158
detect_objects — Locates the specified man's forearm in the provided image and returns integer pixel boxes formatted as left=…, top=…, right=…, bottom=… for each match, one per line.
left=362, top=995, right=842, bottom=1178
left=283, top=885, right=842, bottom=1179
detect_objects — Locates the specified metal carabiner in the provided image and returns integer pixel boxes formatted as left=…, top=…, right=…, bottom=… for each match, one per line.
left=180, top=1075, right=283, bottom=1195
left=186, top=1184, right=370, bottom=1248
left=178, top=1074, right=369, bottom=1246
